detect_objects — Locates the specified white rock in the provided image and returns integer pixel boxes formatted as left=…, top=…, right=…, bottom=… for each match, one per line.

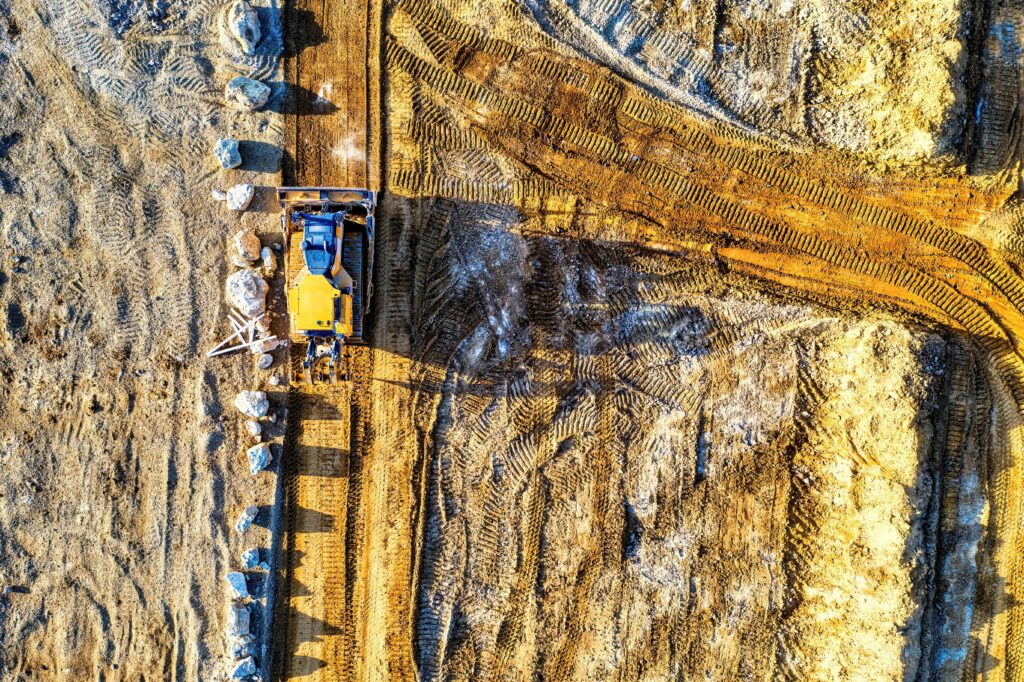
left=260, top=245, right=277, bottom=277
left=225, top=0, right=261, bottom=55
left=212, top=188, right=227, bottom=202
left=232, top=229, right=261, bottom=262
left=257, top=353, right=273, bottom=370
left=231, top=656, right=257, bottom=678
left=225, top=76, right=271, bottom=111
left=235, top=504, right=259, bottom=533
left=228, top=602, right=251, bottom=637
left=230, top=253, right=251, bottom=268
left=226, top=571, right=249, bottom=599
left=241, top=548, right=260, bottom=570
left=247, top=443, right=272, bottom=474
left=234, top=390, right=269, bottom=418
left=230, top=639, right=254, bottom=659
left=226, top=268, right=268, bottom=317
left=226, top=183, right=255, bottom=211
left=269, top=375, right=282, bottom=386
left=214, top=138, right=242, bottom=169
left=244, top=420, right=262, bottom=438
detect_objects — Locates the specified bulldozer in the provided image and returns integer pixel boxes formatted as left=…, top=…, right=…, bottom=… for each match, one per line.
left=278, top=187, right=375, bottom=385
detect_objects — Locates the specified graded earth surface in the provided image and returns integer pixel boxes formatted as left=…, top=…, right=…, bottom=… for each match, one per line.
left=2, top=0, right=1024, bottom=680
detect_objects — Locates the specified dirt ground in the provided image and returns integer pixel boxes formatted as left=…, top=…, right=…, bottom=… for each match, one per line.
left=2, top=0, right=1024, bottom=680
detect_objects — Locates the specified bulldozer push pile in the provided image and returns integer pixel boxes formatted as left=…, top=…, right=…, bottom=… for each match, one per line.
left=279, top=187, right=376, bottom=385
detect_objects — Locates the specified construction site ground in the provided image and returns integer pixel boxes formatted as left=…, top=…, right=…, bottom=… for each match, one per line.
left=3, top=0, right=1024, bottom=679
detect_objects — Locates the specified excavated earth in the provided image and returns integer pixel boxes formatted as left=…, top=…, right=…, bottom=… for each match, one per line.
left=1, top=0, right=1024, bottom=680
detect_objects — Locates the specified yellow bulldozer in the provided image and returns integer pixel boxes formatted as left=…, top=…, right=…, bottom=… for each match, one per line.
left=278, top=187, right=375, bottom=385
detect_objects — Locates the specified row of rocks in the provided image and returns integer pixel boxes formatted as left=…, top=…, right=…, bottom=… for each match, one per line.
left=215, top=3, right=276, bottom=681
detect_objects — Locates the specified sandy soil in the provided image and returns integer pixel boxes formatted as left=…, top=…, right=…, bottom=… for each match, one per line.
left=0, top=0, right=285, bottom=677
left=2, top=0, right=1023, bottom=679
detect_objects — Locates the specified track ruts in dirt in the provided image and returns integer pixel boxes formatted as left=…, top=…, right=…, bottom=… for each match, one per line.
left=384, top=2, right=1024, bottom=678
left=272, top=0, right=385, bottom=678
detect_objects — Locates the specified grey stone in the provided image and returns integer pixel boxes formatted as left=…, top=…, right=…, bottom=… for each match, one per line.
left=257, top=353, right=273, bottom=370
left=232, top=229, right=261, bottom=262
left=225, top=268, right=268, bottom=317
left=226, top=183, right=255, bottom=211
left=214, top=138, right=242, bottom=169
left=241, top=548, right=260, bottom=570
left=230, top=639, right=254, bottom=659
left=225, top=76, right=271, bottom=111
left=228, top=601, right=251, bottom=637
left=247, top=443, right=272, bottom=474
left=234, top=504, right=259, bottom=533
left=226, top=571, right=249, bottom=599
left=244, top=420, right=262, bottom=438
left=225, top=0, right=261, bottom=55
left=231, top=656, right=257, bottom=678
left=260, top=245, right=277, bottom=277
left=234, top=390, right=269, bottom=419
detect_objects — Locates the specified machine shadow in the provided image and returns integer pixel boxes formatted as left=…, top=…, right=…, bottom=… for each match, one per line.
left=362, top=193, right=1024, bottom=679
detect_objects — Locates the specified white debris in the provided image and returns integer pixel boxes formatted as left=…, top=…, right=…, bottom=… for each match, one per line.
left=214, top=138, right=242, bottom=169
left=212, top=188, right=227, bottom=202
left=260, top=245, right=277, bottom=277
left=250, top=336, right=280, bottom=354
left=235, top=504, right=259, bottom=533
left=225, top=0, right=261, bottom=55
left=228, top=602, right=251, bottom=637
left=255, top=316, right=272, bottom=333
left=232, top=230, right=262, bottom=263
left=226, top=183, right=255, bottom=211
left=231, top=656, right=257, bottom=678
left=225, top=76, right=271, bottom=111
left=234, top=390, right=269, bottom=418
left=247, top=443, right=272, bottom=474
left=257, top=353, right=273, bottom=370
left=226, top=571, right=249, bottom=599
left=244, top=420, right=262, bottom=438
left=208, top=311, right=272, bottom=357
left=268, top=375, right=282, bottom=386
left=226, top=268, right=268, bottom=317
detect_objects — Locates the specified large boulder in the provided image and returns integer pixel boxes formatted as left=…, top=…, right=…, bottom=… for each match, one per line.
left=234, top=504, right=259, bottom=533
left=227, top=602, right=251, bottom=637
left=260, top=245, right=277, bottom=277
left=225, top=183, right=255, bottom=211
left=231, top=229, right=261, bottom=263
left=234, top=390, right=269, bottom=418
left=213, top=138, right=242, bottom=169
left=225, top=76, right=271, bottom=111
left=231, top=656, right=257, bottom=678
left=226, top=268, right=268, bottom=317
left=225, top=571, right=249, bottom=599
left=247, top=443, right=272, bottom=474
left=224, top=0, right=261, bottom=55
